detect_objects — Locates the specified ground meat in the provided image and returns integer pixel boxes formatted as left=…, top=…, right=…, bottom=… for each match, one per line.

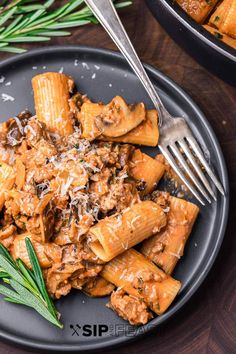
left=33, top=164, right=55, bottom=184
left=99, top=182, right=138, bottom=213
left=46, top=262, right=83, bottom=299
left=108, top=289, right=152, bottom=325
left=0, top=224, right=16, bottom=240
left=1, top=235, right=14, bottom=249
left=0, top=143, right=15, bottom=164
left=6, top=114, right=29, bottom=146
left=24, top=118, right=50, bottom=147
left=24, top=139, right=57, bottom=169
left=5, top=191, right=40, bottom=217
left=89, top=168, right=111, bottom=195
left=25, top=215, right=41, bottom=235
left=69, top=93, right=90, bottom=115
left=117, top=144, right=135, bottom=167
left=0, top=111, right=154, bottom=305
left=83, top=277, right=114, bottom=297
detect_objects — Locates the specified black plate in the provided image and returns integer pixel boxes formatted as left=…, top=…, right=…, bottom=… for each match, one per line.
left=0, top=46, right=229, bottom=352
left=146, top=0, right=236, bottom=86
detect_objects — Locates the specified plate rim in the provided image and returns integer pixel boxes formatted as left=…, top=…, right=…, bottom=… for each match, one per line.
left=0, top=45, right=229, bottom=352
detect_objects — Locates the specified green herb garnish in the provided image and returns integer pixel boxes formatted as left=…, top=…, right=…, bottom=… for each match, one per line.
left=0, top=0, right=132, bottom=53
left=0, top=238, right=62, bottom=328
left=214, top=32, right=223, bottom=39
left=205, top=0, right=213, bottom=5
left=214, top=15, right=220, bottom=22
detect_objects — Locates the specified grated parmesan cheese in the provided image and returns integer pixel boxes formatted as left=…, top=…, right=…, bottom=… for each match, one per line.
left=82, top=161, right=101, bottom=173
left=130, top=215, right=141, bottom=229
left=1, top=93, right=15, bottom=102
left=163, top=206, right=170, bottom=213
left=61, top=176, right=73, bottom=196
left=168, top=251, right=181, bottom=259
left=13, top=116, right=24, bottom=133
left=82, top=62, right=90, bottom=70
left=24, top=124, right=37, bottom=137
left=115, top=173, right=129, bottom=180
left=0, top=75, right=5, bottom=83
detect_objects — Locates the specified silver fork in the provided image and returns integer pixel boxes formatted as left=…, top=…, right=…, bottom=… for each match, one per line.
left=84, top=0, right=225, bottom=205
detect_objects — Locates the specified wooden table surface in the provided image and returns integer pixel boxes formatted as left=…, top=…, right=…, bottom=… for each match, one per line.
left=0, top=1, right=235, bottom=353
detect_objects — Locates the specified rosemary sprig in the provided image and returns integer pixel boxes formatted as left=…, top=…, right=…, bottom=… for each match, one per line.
left=0, top=238, right=63, bottom=329
left=0, top=1, right=47, bottom=17
left=0, top=0, right=132, bottom=53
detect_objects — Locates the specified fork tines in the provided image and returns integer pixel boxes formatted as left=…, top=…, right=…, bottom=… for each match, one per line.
left=159, top=136, right=224, bottom=206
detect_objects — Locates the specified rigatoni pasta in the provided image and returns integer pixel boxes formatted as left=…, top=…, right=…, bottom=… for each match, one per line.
left=203, top=25, right=236, bottom=49
left=79, top=102, right=103, bottom=140
left=101, top=249, right=181, bottom=315
left=141, top=196, right=199, bottom=274
left=12, top=233, right=52, bottom=269
left=32, top=72, right=74, bottom=135
left=82, top=277, right=115, bottom=297
left=99, top=109, right=159, bottom=146
left=209, top=0, right=236, bottom=38
left=129, top=149, right=165, bottom=195
left=88, top=201, right=167, bottom=262
left=176, top=0, right=218, bottom=23
left=0, top=162, right=16, bottom=210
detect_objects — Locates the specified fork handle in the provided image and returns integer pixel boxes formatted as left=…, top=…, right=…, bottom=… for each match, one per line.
left=84, top=0, right=165, bottom=125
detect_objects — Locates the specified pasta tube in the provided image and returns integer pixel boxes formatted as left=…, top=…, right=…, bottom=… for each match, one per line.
left=129, top=149, right=165, bottom=195
left=209, top=0, right=236, bottom=39
left=88, top=201, right=167, bottom=262
left=176, top=0, right=219, bottom=23
left=99, top=109, right=159, bottom=146
left=0, top=162, right=15, bottom=210
left=32, top=72, right=74, bottom=135
left=141, top=196, right=199, bottom=274
left=209, top=0, right=236, bottom=38
left=15, top=158, right=25, bottom=190
left=82, top=276, right=115, bottom=297
left=12, top=233, right=52, bottom=269
left=101, top=249, right=181, bottom=315
left=79, top=102, right=103, bottom=140
left=204, top=25, right=236, bottom=49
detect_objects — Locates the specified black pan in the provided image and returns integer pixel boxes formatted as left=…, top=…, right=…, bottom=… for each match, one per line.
left=146, top=0, right=236, bottom=86
left=0, top=46, right=229, bottom=352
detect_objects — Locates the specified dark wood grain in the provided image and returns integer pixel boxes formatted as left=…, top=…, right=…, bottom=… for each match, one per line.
left=0, top=1, right=235, bottom=353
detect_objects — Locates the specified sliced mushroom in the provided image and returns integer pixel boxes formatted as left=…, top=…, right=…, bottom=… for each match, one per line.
left=79, top=96, right=146, bottom=140
left=101, top=96, right=146, bottom=137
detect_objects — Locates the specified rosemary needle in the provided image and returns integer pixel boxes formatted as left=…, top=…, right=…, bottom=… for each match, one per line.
left=0, top=239, right=63, bottom=329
